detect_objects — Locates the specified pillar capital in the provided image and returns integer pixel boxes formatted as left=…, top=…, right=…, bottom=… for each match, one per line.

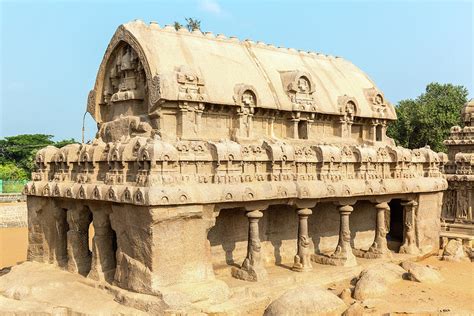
left=333, top=198, right=357, bottom=207
left=375, top=202, right=390, bottom=210
left=337, top=205, right=353, bottom=214
left=246, top=210, right=263, bottom=219
left=401, top=200, right=418, bottom=207
left=296, top=208, right=312, bottom=216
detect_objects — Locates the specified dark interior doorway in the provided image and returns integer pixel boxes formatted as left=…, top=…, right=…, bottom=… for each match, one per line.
left=387, top=199, right=404, bottom=251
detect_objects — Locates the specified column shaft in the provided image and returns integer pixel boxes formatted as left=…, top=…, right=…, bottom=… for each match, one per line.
left=331, top=205, right=357, bottom=266
left=88, top=210, right=116, bottom=283
left=367, top=202, right=391, bottom=257
left=399, top=200, right=419, bottom=254
left=232, top=210, right=267, bottom=281
left=66, top=206, right=92, bottom=276
left=293, top=208, right=313, bottom=272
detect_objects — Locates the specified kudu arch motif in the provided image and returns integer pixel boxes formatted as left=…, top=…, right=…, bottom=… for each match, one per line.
left=25, top=20, right=447, bottom=309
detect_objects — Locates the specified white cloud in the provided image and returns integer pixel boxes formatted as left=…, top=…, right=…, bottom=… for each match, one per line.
left=198, top=0, right=223, bottom=16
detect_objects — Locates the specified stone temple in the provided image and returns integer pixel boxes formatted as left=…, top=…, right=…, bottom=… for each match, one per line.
left=441, top=99, right=474, bottom=241
left=24, top=20, right=448, bottom=312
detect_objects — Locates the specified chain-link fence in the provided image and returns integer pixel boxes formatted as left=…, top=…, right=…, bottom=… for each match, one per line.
left=0, top=180, right=28, bottom=193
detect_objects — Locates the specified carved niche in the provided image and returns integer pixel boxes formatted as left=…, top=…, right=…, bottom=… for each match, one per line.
left=173, top=66, right=208, bottom=139
left=280, top=71, right=317, bottom=111
left=364, top=87, right=387, bottom=117
left=338, top=96, right=359, bottom=138
left=102, top=43, right=146, bottom=106
left=233, top=84, right=258, bottom=139
left=338, top=95, right=358, bottom=122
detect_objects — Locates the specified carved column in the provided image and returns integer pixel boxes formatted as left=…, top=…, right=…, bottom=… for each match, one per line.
left=370, top=121, right=377, bottom=142
left=291, top=118, right=299, bottom=139
left=232, top=210, right=267, bottom=281
left=268, top=116, right=275, bottom=137
left=66, top=206, right=92, bottom=276
left=338, top=117, right=346, bottom=138
left=367, top=202, right=391, bottom=257
left=380, top=122, right=387, bottom=142
left=346, top=121, right=353, bottom=138
left=88, top=210, right=116, bottom=283
left=399, top=200, right=419, bottom=254
left=293, top=208, right=313, bottom=272
left=52, top=207, right=69, bottom=267
left=177, top=103, right=190, bottom=138
left=195, top=103, right=204, bottom=134
left=331, top=205, right=357, bottom=266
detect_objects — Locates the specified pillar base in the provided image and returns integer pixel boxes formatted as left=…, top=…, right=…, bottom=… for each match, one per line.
left=311, top=252, right=357, bottom=267
left=292, top=255, right=313, bottom=272
left=399, top=243, right=420, bottom=255
left=68, top=256, right=92, bottom=276
left=231, top=264, right=267, bottom=282
left=88, top=267, right=116, bottom=283
left=353, top=248, right=393, bottom=259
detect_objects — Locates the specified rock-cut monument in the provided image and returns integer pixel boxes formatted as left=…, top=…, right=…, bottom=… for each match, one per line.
left=23, top=20, right=447, bottom=312
left=441, top=100, right=474, bottom=243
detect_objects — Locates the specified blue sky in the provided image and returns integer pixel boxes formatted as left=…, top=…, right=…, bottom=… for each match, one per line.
left=1, top=0, right=472, bottom=141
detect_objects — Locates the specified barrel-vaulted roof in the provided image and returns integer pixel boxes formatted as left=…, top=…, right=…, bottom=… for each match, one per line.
left=88, top=20, right=396, bottom=122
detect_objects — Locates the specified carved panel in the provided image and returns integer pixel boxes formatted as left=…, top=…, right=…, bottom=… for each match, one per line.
left=176, top=65, right=207, bottom=102
left=102, top=44, right=146, bottom=106
left=364, top=87, right=388, bottom=117
left=338, top=95, right=359, bottom=122
left=280, top=71, right=317, bottom=111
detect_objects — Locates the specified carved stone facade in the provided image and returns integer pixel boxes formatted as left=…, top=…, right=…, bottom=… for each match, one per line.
left=25, top=20, right=447, bottom=312
left=441, top=99, right=474, bottom=239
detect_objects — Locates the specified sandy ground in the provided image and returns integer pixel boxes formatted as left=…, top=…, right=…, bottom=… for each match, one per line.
left=0, top=230, right=472, bottom=315
left=327, top=256, right=474, bottom=315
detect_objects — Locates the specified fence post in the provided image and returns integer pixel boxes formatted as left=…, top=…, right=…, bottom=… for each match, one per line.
left=0, top=179, right=3, bottom=194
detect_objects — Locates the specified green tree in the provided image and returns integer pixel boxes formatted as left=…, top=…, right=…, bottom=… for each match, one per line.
left=387, top=83, right=469, bottom=152
left=173, top=18, right=201, bottom=32
left=173, top=21, right=183, bottom=31
left=0, top=134, right=77, bottom=178
left=185, top=17, right=201, bottom=32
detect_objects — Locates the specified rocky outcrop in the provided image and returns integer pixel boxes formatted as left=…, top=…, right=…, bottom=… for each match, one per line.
left=400, top=261, right=443, bottom=283
left=264, top=285, right=346, bottom=316
left=353, top=263, right=405, bottom=300
left=442, top=239, right=468, bottom=262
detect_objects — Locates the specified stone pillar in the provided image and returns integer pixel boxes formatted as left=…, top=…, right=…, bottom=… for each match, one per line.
left=370, top=122, right=377, bottom=142
left=399, top=200, right=419, bottom=254
left=177, top=104, right=190, bottom=138
left=347, top=122, right=353, bottom=138
left=367, top=202, right=391, bottom=257
left=291, top=118, right=299, bottom=139
left=232, top=210, right=267, bottom=281
left=331, top=205, right=357, bottom=266
left=52, top=207, right=69, bottom=267
left=293, top=208, right=313, bottom=272
left=269, top=117, right=275, bottom=137
left=88, top=210, right=116, bottom=283
left=26, top=197, right=68, bottom=267
left=66, top=206, right=92, bottom=276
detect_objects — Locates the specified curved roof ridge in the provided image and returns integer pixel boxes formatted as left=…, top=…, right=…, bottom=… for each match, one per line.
left=124, top=19, right=337, bottom=60
left=88, top=19, right=396, bottom=122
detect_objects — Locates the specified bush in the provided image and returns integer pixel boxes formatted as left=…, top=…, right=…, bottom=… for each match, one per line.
left=0, top=163, right=28, bottom=180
